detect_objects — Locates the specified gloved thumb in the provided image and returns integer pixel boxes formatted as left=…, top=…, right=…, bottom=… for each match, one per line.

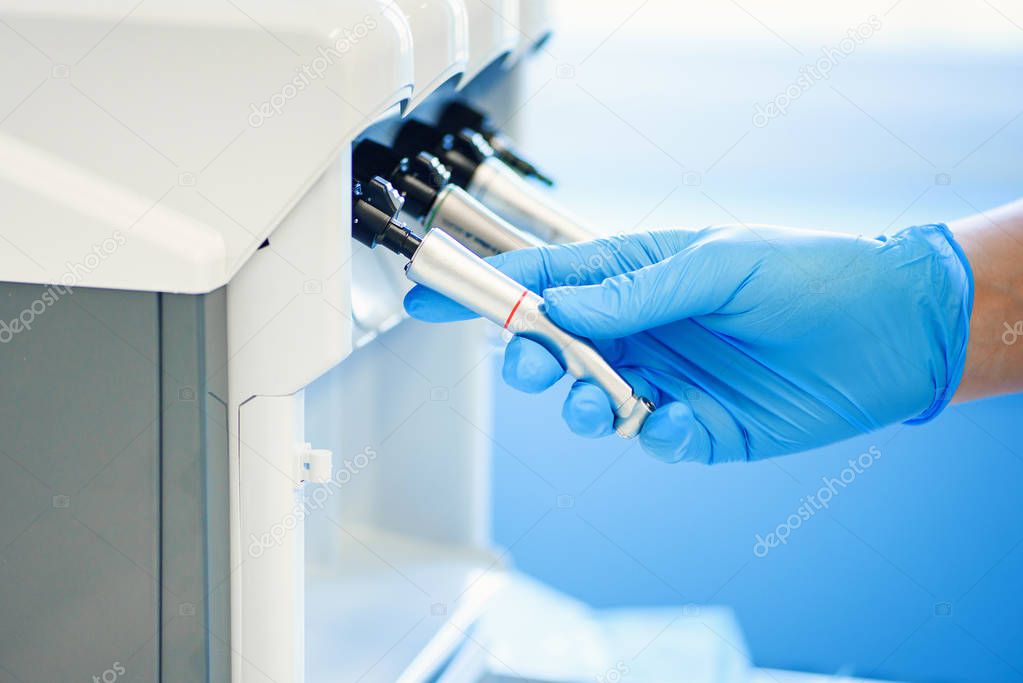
left=639, top=402, right=714, bottom=464
left=542, top=248, right=742, bottom=339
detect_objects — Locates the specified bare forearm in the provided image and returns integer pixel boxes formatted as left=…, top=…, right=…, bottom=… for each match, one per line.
left=950, top=199, right=1023, bottom=402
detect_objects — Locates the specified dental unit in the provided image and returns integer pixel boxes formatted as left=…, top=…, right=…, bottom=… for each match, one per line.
left=0, top=2, right=764, bottom=681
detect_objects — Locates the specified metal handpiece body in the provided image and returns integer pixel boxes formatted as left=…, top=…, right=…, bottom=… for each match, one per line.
left=424, top=184, right=544, bottom=256
left=405, top=229, right=653, bottom=438
left=467, top=158, right=594, bottom=244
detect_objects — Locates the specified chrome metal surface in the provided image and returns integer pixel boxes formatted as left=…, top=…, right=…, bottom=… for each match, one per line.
left=425, top=185, right=544, bottom=256
left=406, top=230, right=652, bottom=437
left=468, top=158, right=594, bottom=244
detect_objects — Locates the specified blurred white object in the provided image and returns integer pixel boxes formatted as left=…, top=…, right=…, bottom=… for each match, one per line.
left=551, top=0, right=1023, bottom=54
left=751, top=672, right=904, bottom=683
left=439, top=573, right=752, bottom=683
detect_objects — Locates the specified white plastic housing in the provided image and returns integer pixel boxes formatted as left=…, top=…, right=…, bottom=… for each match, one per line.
left=458, top=0, right=521, bottom=88
left=396, top=0, right=470, bottom=112
left=226, top=156, right=354, bottom=683
left=0, top=0, right=412, bottom=294
left=234, top=393, right=308, bottom=683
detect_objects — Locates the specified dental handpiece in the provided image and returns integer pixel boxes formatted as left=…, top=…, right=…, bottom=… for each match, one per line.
left=467, top=157, right=593, bottom=245
left=354, top=139, right=543, bottom=257
left=438, top=101, right=554, bottom=186
left=393, top=120, right=595, bottom=245
left=352, top=177, right=654, bottom=438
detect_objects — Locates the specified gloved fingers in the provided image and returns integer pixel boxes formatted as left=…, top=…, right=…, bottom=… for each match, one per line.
left=405, top=230, right=700, bottom=322
left=559, top=368, right=660, bottom=439
left=644, top=375, right=750, bottom=464
left=502, top=337, right=565, bottom=393
left=402, top=239, right=632, bottom=322
left=404, top=285, right=479, bottom=322
left=487, top=231, right=694, bottom=294
left=557, top=373, right=737, bottom=463
left=544, top=246, right=748, bottom=339
left=562, top=381, right=615, bottom=438
left=639, top=401, right=714, bottom=464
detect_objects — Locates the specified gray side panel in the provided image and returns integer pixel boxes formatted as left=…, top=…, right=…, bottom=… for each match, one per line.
left=0, top=283, right=161, bottom=683
left=203, top=290, right=231, bottom=683
left=159, top=289, right=230, bottom=683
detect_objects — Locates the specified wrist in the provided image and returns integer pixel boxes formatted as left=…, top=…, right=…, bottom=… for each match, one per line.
left=950, top=204, right=1023, bottom=402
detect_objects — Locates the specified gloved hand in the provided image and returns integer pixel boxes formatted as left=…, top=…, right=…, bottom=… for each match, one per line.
left=404, top=224, right=973, bottom=463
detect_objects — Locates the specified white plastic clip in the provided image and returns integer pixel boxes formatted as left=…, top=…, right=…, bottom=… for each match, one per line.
left=296, top=442, right=333, bottom=484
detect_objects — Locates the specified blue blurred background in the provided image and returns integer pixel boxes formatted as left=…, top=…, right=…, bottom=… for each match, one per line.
left=488, top=2, right=1023, bottom=681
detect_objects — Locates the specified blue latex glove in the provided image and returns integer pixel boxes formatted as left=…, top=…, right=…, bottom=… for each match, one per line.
left=404, top=224, right=973, bottom=463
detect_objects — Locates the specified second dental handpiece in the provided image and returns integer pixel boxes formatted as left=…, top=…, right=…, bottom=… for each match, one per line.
left=437, top=101, right=555, bottom=186
left=393, top=120, right=595, bottom=245
left=352, top=177, right=654, bottom=439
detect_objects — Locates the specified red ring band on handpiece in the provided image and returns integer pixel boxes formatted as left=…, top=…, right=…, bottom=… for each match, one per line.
left=503, top=290, right=529, bottom=329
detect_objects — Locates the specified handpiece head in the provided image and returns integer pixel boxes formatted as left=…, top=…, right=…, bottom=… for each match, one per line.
left=393, top=119, right=446, bottom=159
left=439, top=101, right=555, bottom=186
left=395, top=119, right=494, bottom=188
left=353, top=139, right=401, bottom=182
left=439, top=101, right=491, bottom=137
left=438, top=129, right=494, bottom=186
left=396, top=153, right=451, bottom=216
left=355, top=175, right=404, bottom=217
left=354, top=139, right=453, bottom=218
left=351, top=177, right=422, bottom=258
left=402, top=152, right=451, bottom=190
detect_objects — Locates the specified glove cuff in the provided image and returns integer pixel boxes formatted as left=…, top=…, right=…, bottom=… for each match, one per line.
left=904, top=223, right=975, bottom=425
